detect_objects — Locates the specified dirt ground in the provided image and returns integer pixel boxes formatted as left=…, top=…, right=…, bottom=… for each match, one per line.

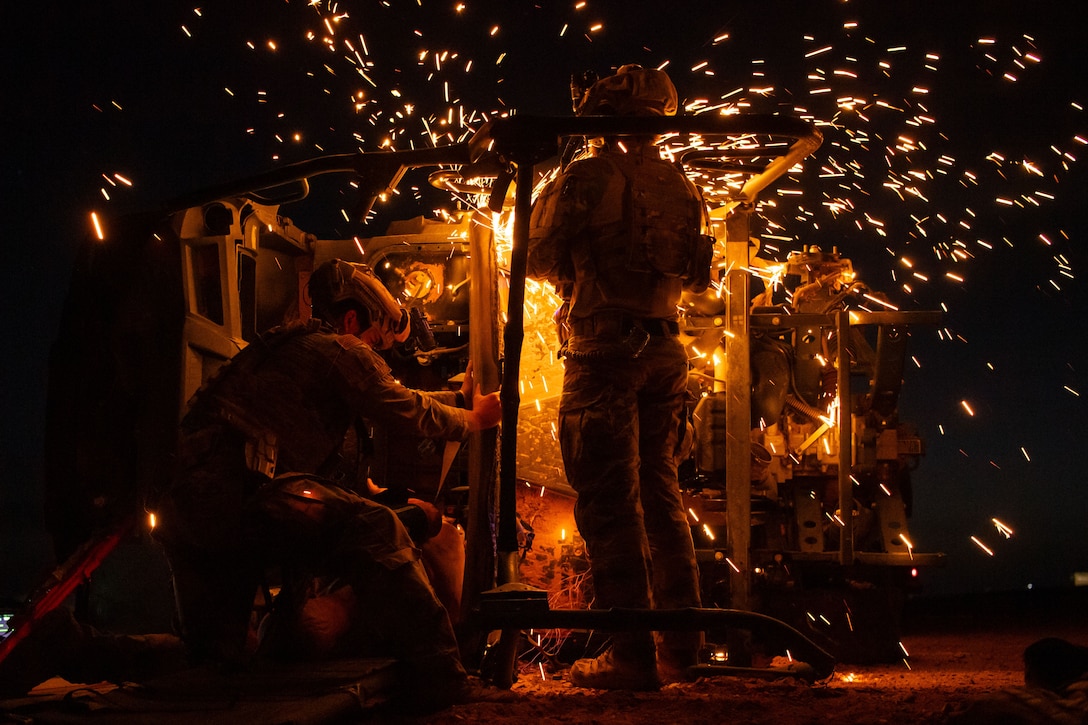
left=385, top=589, right=1088, bottom=725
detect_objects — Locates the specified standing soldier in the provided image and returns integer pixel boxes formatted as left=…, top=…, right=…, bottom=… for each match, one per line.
left=527, top=64, right=713, bottom=690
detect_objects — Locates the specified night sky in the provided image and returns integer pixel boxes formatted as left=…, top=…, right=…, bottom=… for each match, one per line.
left=2, top=0, right=1086, bottom=603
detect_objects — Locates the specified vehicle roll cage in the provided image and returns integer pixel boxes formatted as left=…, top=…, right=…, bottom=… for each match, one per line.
left=6, top=114, right=828, bottom=684
left=163, top=113, right=829, bottom=684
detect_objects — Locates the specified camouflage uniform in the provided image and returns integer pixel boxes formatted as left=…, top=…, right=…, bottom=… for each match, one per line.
left=154, top=320, right=470, bottom=690
left=528, top=143, right=710, bottom=669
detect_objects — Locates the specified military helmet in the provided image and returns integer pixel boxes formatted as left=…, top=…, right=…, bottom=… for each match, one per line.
left=574, top=64, right=678, bottom=117
left=308, top=259, right=410, bottom=346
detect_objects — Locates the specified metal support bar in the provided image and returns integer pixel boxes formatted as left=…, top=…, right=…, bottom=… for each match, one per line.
left=495, top=159, right=534, bottom=585
left=462, top=213, right=503, bottom=629
left=724, top=210, right=752, bottom=611
left=837, top=309, right=854, bottom=567
left=747, top=310, right=943, bottom=329
left=165, top=146, right=472, bottom=218
left=470, top=605, right=836, bottom=681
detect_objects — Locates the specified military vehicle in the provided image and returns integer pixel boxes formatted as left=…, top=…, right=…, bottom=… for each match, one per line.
left=4, top=112, right=942, bottom=704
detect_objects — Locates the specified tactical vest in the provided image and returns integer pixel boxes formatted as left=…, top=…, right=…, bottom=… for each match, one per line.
left=614, top=152, right=708, bottom=283
left=183, top=320, right=364, bottom=476
left=532, top=149, right=711, bottom=321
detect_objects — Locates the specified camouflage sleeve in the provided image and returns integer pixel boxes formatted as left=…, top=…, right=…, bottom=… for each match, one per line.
left=333, top=338, right=472, bottom=441
left=527, top=161, right=605, bottom=284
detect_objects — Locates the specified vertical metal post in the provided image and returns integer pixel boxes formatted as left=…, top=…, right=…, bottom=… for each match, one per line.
left=724, top=208, right=752, bottom=611
left=463, top=213, right=502, bottom=628
left=836, top=309, right=854, bottom=567
left=495, top=159, right=533, bottom=585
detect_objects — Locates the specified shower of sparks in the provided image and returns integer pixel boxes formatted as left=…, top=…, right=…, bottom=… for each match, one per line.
left=74, top=4, right=1084, bottom=577
left=992, top=518, right=1014, bottom=538
left=135, top=2, right=1081, bottom=284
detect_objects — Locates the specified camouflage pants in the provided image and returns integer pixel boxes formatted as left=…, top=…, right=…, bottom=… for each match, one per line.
left=157, top=434, right=464, bottom=683
left=559, top=334, right=702, bottom=659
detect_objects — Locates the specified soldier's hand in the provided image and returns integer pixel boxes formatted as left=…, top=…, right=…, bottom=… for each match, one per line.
left=468, top=391, right=502, bottom=431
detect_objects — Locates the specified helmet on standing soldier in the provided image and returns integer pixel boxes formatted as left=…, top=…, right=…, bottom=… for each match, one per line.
left=573, top=64, right=678, bottom=117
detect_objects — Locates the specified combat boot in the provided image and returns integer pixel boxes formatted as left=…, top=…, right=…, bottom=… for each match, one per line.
left=657, top=648, right=699, bottom=684
left=655, top=630, right=702, bottom=684
left=569, top=648, right=661, bottom=691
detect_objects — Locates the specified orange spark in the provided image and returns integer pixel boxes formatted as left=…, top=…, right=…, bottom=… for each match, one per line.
left=970, top=536, right=995, bottom=556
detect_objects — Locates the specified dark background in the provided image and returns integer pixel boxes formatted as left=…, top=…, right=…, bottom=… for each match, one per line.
left=2, top=1, right=1086, bottom=604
